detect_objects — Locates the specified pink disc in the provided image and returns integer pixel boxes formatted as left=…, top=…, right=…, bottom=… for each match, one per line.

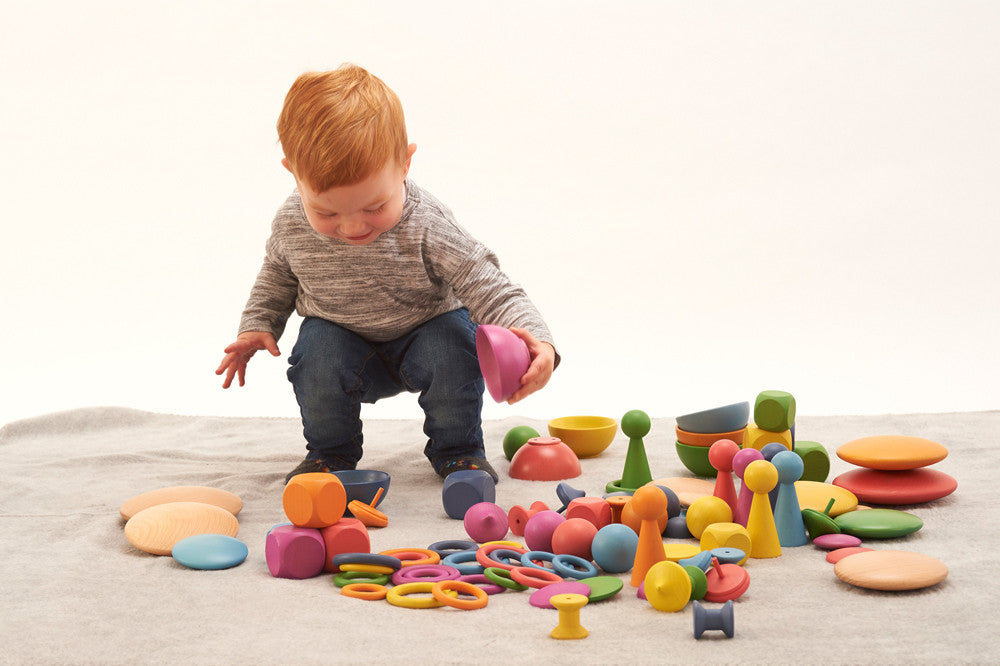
left=813, top=533, right=862, bottom=550
left=529, top=581, right=592, bottom=608
left=826, top=546, right=874, bottom=564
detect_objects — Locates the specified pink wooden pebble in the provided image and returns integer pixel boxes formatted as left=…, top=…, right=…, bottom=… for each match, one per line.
left=826, top=546, right=874, bottom=564
left=813, top=533, right=862, bottom=551
left=465, top=502, right=510, bottom=543
left=265, top=525, right=326, bottom=579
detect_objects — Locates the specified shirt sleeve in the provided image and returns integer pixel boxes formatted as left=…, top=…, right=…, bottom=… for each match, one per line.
left=237, top=223, right=299, bottom=341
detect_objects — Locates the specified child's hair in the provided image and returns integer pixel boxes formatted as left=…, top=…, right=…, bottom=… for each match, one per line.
left=277, top=64, right=408, bottom=191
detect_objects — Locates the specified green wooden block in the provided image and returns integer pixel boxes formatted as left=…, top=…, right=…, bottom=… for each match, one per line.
left=754, top=390, right=796, bottom=432
left=793, top=441, right=830, bottom=483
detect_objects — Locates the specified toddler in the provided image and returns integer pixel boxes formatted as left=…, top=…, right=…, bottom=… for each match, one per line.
left=216, top=64, right=558, bottom=484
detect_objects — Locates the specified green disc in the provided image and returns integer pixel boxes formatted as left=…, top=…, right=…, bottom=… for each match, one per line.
left=577, top=575, right=624, bottom=602
left=833, top=508, right=923, bottom=539
left=684, top=565, right=708, bottom=600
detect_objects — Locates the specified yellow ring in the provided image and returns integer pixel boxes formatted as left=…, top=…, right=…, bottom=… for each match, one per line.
left=432, top=580, right=489, bottom=610
left=341, top=583, right=388, bottom=601
left=386, top=582, right=457, bottom=609
left=379, top=548, right=441, bottom=567
left=338, top=563, right=396, bottom=575
left=482, top=540, right=525, bottom=550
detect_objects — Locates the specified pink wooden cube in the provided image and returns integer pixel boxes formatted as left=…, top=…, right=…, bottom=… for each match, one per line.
left=265, top=525, right=326, bottom=579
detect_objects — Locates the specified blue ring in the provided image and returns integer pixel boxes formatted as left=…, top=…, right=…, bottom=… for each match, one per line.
left=552, top=554, right=599, bottom=580
left=441, top=550, right=485, bottom=575
left=329, top=552, right=403, bottom=571
left=427, top=539, right=478, bottom=557
left=486, top=548, right=529, bottom=568
left=519, top=550, right=557, bottom=572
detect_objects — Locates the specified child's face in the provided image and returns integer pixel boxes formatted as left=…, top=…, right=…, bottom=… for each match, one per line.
left=287, top=145, right=416, bottom=245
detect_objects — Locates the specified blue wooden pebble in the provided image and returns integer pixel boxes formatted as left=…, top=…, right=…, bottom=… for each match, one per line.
left=172, top=534, right=248, bottom=570
left=709, top=547, right=746, bottom=565
left=693, top=600, right=735, bottom=639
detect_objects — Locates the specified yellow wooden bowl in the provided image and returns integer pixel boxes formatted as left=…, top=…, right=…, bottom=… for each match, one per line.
left=547, top=416, right=618, bottom=458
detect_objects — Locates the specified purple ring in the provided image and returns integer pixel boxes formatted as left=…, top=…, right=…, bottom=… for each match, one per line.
left=391, top=564, right=461, bottom=585
left=458, top=573, right=505, bottom=595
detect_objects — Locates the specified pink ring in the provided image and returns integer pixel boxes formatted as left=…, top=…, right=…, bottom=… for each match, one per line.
left=475, top=543, right=528, bottom=571
left=509, top=565, right=564, bottom=589
left=459, top=573, right=505, bottom=595
left=391, top=564, right=461, bottom=585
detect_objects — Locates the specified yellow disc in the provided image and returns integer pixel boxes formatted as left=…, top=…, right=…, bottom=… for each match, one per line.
left=795, top=481, right=858, bottom=516
left=662, top=542, right=701, bottom=562
left=644, top=561, right=692, bottom=612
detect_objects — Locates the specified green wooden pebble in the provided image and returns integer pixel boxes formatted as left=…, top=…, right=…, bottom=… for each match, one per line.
left=577, top=575, right=624, bottom=602
left=754, top=390, right=796, bottom=432
left=684, top=565, right=708, bottom=600
left=503, top=425, right=540, bottom=461
left=834, top=508, right=923, bottom=539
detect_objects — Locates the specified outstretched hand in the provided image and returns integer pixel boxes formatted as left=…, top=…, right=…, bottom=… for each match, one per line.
left=506, top=327, right=556, bottom=405
left=215, top=331, right=280, bottom=388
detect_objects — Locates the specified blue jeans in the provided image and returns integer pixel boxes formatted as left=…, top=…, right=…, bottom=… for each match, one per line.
left=286, top=308, right=485, bottom=471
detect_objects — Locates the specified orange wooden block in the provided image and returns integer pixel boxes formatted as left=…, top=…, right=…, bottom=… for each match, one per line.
left=283, top=472, right=347, bottom=528
left=119, top=486, right=242, bottom=521
left=124, top=501, right=239, bottom=555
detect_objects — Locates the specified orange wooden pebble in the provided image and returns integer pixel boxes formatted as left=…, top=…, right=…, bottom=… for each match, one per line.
left=836, top=435, right=948, bottom=470
left=283, top=472, right=347, bottom=528
left=651, top=477, right=715, bottom=507
left=119, top=486, right=242, bottom=520
left=124, top=501, right=239, bottom=555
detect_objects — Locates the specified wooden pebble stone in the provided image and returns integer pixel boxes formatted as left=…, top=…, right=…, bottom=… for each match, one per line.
left=834, top=508, right=923, bottom=539
left=826, top=546, right=873, bottom=564
left=795, top=481, right=858, bottom=516
left=834, top=550, right=948, bottom=591
left=832, top=468, right=957, bottom=505
left=120, top=486, right=242, bottom=520
left=125, top=501, right=239, bottom=555
left=836, top=435, right=948, bottom=471
left=651, top=477, right=715, bottom=507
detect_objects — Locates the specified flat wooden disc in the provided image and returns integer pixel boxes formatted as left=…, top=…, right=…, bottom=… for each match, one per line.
left=832, top=468, right=957, bottom=505
left=651, top=477, right=715, bottom=507
left=834, top=550, right=948, bottom=591
left=124, top=501, right=239, bottom=555
left=794, top=481, right=858, bottom=516
left=836, top=435, right=947, bottom=470
left=120, top=486, right=243, bottom=520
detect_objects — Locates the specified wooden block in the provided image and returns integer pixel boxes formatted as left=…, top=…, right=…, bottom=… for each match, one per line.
left=265, top=525, right=326, bottom=579
left=743, top=424, right=792, bottom=452
left=282, top=472, right=346, bottom=528
left=753, top=390, right=796, bottom=432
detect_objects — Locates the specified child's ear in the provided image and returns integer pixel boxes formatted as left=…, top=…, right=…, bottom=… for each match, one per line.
left=403, top=144, right=417, bottom=175
left=281, top=158, right=292, bottom=173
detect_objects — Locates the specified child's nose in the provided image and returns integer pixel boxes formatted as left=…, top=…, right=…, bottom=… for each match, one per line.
left=338, top=218, right=369, bottom=235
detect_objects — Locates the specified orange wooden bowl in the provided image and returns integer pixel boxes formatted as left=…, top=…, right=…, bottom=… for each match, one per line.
left=675, top=425, right=745, bottom=448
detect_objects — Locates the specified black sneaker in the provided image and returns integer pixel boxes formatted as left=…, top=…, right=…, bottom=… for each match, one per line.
left=284, top=457, right=355, bottom=485
left=436, top=457, right=499, bottom=483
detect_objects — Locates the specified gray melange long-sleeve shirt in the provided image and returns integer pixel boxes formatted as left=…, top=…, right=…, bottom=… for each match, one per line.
left=238, top=180, right=557, bottom=354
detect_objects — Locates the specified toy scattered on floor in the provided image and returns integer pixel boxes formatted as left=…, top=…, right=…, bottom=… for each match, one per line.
left=833, top=549, right=948, bottom=591
left=801, top=497, right=841, bottom=540
left=685, top=495, right=733, bottom=540
left=590, top=523, right=639, bottom=573
left=795, top=481, right=858, bottom=515
left=709, top=439, right=740, bottom=515
left=523, top=510, right=566, bottom=552
left=124, top=501, right=240, bottom=556
left=732, top=448, right=764, bottom=526
left=171, top=533, right=248, bottom=570
left=693, top=600, right=735, bottom=639
left=509, top=436, right=582, bottom=481
left=321, top=517, right=371, bottom=572
left=754, top=390, right=796, bottom=432
left=548, top=415, right=618, bottom=458
left=348, top=487, right=388, bottom=527
left=663, top=542, right=701, bottom=563
left=833, top=508, right=923, bottom=539
left=743, top=460, right=781, bottom=558
left=675, top=401, right=750, bottom=434
left=283, top=472, right=347, bottom=528
left=502, top=425, right=540, bottom=461
left=674, top=440, right=718, bottom=477
left=464, top=502, right=510, bottom=543
left=507, top=501, right=549, bottom=536
left=652, top=477, right=715, bottom=507
left=119, top=485, right=243, bottom=521
left=699, top=523, right=751, bottom=565
left=442, top=469, right=495, bottom=519
left=704, top=556, right=750, bottom=602
left=825, top=546, right=873, bottom=564
left=332, top=469, right=390, bottom=513
left=551, top=518, right=598, bottom=560
left=266, top=525, right=327, bottom=579
left=566, top=497, right=613, bottom=528
left=555, top=482, right=586, bottom=513
left=628, top=485, right=669, bottom=587
left=643, top=560, right=691, bottom=612
left=812, top=533, right=862, bottom=550
left=549, top=593, right=590, bottom=639
left=792, top=440, right=831, bottom=482
left=530, top=581, right=591, bottom=608
left=836, top=434, right=948, bottom=470
left=606, top=410, right=653, bottom=493
left=832, top=467, right=958, bottom=505
left=475, top=324, right=530, bottom=402
left=772, top=450, right=808, bottom=547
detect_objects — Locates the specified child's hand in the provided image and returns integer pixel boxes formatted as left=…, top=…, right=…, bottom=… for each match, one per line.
left=215, top=331, right=280, bottom=388
left=507, top=328, right=556, bottom=405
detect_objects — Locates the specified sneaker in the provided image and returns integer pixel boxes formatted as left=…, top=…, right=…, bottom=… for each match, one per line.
left=284, top=457, right=355, bottom=485
left=436, top=457, right=499, bottom=483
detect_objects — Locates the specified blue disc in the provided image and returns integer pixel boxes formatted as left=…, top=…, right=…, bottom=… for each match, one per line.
left=710, top=547, right=746, bottom=565
left=172, top=534, right=248, bottom=570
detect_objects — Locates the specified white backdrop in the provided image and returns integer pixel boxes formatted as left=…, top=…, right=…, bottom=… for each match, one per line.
left=2, top=1, right=998, bottom=428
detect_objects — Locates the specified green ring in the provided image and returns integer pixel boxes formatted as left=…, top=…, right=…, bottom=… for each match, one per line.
left=483, top=566, right=529, bottom=591
left=333, top=571, right=390, bottom=588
